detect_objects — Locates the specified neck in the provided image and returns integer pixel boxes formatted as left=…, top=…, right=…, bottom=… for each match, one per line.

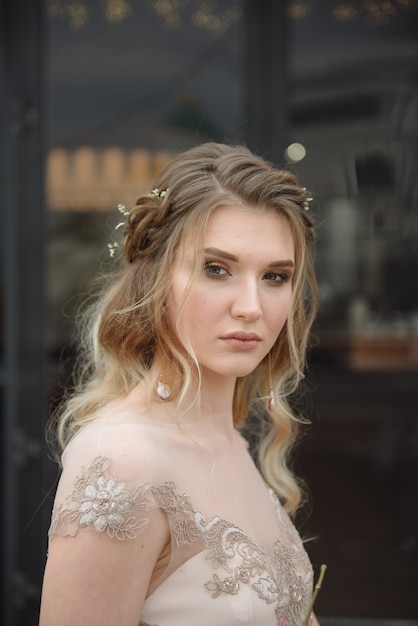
left=123, top=366, right=240, bottom=437
left=156, top=371, right=237, bottom=436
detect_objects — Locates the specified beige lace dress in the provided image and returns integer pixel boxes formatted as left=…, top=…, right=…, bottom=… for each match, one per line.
left=48, top=413, right=314, bottom=626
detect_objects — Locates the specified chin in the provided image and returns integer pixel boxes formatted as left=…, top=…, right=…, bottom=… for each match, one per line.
left=219, top=365, right=261, bottom=379
left=201, top=354, right=264, bottom=380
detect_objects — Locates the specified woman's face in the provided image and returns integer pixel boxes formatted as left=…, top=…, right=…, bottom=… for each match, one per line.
left=167, top=204, right=295, bottom=382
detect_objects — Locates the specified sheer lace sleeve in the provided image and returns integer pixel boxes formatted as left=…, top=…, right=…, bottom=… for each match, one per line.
left=49, top=455, right=155, bottom=541
left=48, top=421, right=168, bottom=544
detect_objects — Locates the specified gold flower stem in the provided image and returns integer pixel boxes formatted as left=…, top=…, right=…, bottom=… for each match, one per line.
left=301, top=564, right=327, bottom=626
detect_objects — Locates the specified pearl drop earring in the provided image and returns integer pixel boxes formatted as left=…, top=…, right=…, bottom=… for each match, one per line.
left=157, top=374, right=171, bottom=400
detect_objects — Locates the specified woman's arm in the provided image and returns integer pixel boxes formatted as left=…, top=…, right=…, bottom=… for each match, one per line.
left=39, top=425, right=170, bottom=626
left=39, top=498, right=169, bottom=626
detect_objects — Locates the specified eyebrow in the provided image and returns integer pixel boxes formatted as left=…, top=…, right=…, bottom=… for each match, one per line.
left=204, top=247, right=295, bottom=268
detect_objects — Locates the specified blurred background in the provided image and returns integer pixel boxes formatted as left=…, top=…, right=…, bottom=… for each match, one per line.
left=1, top=1, right=417, bottom=624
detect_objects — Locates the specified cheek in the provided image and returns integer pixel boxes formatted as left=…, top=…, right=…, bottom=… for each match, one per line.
left=185, top=293, right=212, bottom=329
left=174, top=291, right=210, bottom=336
left=270, top=294, right=292, bottom=332
left=273, top=314, right=288, bottom=336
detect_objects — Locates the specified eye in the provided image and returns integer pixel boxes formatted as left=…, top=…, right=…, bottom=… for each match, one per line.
left=263, top=271, right=290, bottom=283
left=204, top=262, right=229, bottom=278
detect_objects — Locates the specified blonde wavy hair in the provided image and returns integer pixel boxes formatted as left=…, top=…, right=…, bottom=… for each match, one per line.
left=51, top=142, right=318, bottom=516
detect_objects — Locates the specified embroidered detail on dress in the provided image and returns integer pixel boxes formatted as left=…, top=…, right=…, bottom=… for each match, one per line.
left=205, top=573, right=240, bottom=597
left=151, top=480, right=313, bottom=623
left=49, top=456, right=154, bottom=540
left=253, top=575, right=279, bottom=603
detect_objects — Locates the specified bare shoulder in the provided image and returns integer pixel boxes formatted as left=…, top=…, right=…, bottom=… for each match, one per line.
left=62, top=411, right=169, bottom=483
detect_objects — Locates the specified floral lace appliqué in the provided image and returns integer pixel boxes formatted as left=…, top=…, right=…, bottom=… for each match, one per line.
left=152, top=481, right=313, bottom=624
left=49, top=456, right=154, bottom=540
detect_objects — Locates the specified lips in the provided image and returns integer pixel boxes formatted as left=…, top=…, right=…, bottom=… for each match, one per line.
left=220, top=331, right=261, bottom=351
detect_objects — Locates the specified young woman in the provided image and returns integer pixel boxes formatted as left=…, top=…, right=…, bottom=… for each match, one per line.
left=39, top=142, right=320, bottom=626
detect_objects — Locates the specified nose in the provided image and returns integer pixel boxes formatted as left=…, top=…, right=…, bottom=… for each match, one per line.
left=230, top=279, right=262, bottom=321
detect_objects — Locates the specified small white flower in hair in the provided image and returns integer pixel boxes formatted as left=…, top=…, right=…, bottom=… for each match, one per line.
left=302, top=188, right=313, bottom=211
left=150, top=187, right=168, bottom=198
left=108, top=204, right=129, bottom=257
